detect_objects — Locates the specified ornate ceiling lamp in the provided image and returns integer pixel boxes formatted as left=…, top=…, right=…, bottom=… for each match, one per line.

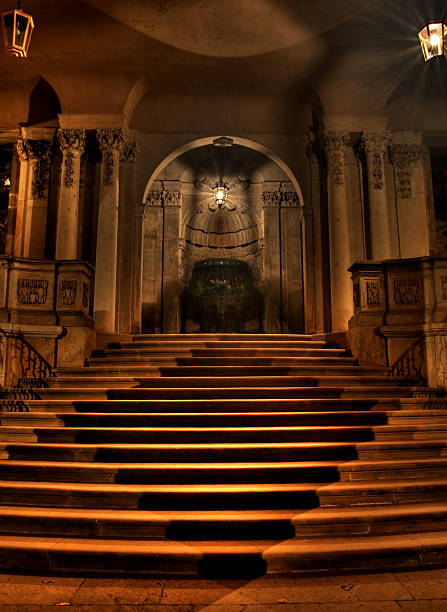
left=212, top=179, right=229, bottom=210
left=418, top=22, right=446, bottom=61
left=1, top=1, right=34, bottom=58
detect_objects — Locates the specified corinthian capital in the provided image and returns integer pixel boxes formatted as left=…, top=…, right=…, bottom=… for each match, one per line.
left=57, top=128, right=86, bottom=153
left=16, top=139, right=29, bottom=162
left=321, top=131, right=350, bottom=154
left=96, top=129, right=124, bottom=186
left=120, top=141, right=138, bottom=163
left=361, top=130, right=391, bottom=154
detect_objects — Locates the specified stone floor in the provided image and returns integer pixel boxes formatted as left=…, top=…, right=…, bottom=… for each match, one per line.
left=1, top=568, right=447, bottom=611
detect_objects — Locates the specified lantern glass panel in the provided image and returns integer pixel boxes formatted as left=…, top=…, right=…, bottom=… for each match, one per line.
left=2, top=8, right=34, bottom=57
left=418, top=23, right=444, bottom=61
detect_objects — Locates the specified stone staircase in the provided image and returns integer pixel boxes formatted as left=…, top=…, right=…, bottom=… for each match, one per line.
left=1, top=333, right=447, bottom=576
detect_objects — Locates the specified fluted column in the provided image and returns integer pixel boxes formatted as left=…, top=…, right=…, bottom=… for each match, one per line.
left=13, top=139, right=31, bottom=256
left=56, top=129, right=86, bottom=260
left=94, top=128, right=124, bottom=333
left=322, top=131, right=353, bottom=331
left=390, top=144, right=431, bottom=258
left=262, top=191, right=282, bottom=332
left=361, top=130, right=392, bottom=259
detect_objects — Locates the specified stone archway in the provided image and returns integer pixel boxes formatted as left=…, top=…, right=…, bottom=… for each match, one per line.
left=141, top=140, right=304, bottom=334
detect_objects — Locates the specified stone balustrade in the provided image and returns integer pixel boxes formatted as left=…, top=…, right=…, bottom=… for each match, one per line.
left=349, top=257, right=447, bottom=389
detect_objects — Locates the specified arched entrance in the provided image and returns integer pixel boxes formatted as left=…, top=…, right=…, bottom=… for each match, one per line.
left=141, top=138, right=305, bottom=334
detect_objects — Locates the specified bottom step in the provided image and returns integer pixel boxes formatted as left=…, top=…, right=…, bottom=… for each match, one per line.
left=2, top=531, right=447, bottom=577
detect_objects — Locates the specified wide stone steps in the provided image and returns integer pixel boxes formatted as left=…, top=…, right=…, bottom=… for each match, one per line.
left=2, top=332, right=447, bottom=575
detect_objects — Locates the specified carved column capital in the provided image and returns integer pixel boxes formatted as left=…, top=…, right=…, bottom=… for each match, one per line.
left=24, top=139, right=53, bottom=199
left=321, top=131, right=350, bottom=187
left=361, top=130, right=391, bottom=154
left=57, top=129, right=86, bottom=189
left=390, top=144, right=429, bottom=199
left=96, top=128, right=124, bottom=186
left=16, top=139, right=29, bottom=162
left=120, top=141, right=138, bottom=163
left=57, top=128, right=86, bottom=153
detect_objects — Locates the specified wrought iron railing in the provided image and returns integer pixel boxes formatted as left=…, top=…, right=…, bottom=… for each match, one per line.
left=391, top=336, right=427, bottom=386
left=0, top=329, right=55, bottom=412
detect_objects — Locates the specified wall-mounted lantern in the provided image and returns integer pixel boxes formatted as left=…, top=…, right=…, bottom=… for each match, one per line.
left=212, top=179, right=229, bottom=210
left=418, top=22, right=446, bottom=61
left=1, top=1, right=34, bottom=58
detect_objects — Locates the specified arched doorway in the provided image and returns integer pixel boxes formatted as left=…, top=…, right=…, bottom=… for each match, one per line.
left=141, top=139, right=304, bottom=334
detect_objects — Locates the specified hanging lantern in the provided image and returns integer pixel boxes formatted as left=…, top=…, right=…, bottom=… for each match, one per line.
left=1, top=1, right=34, bottom=58
left=213, top=179, right=228, bottom=208
left=418, top=22, right=447, bottom=61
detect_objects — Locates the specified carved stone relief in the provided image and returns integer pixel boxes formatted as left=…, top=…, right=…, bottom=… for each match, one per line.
left=17, top=278, right=48, bottom=305
left=58, top=280, right=77, bottom=306
left=18, top=140, right=53, bottom=199
left=366, top=280, right=382, bottom=306
left=262, top=191, right=299, bottom=208
left=353, top=282, right=360, bottom=308
left=82, top=282, right=89, bottom=309
left=145, top=190, right=181, bottom=208
left=120, top=141, right=138, bottom=163
left=393, top=278, right=423, bottom=305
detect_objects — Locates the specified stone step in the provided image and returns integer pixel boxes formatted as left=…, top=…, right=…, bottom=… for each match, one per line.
left=87, top=356, right=358, bottom=367
left=22, top=397, right=446, bottom=414
left=121, top=340, right=329, bottom=349
left=100, top=348, right=350, bottom=358
left=4, top=409, right=447, bottom=429
left=54, top=365, right=391, bottom=377
left=46, top=375, right=405, bottom=389
left=0, top=424, right=393, bottom=444
left=35, top=386, right=414, bottom=401
left=0, top=530, right=446, bottom=575
left=1, top=478, right=447, bottom=510
left=0, top=459, right=342, bottom=484
left=338, top=457, right=447, bottom=480
left=132, top=334, right=315, bottom=341
left=0, top=441, right=360, bottom=463
left=0, top=506, right=297, bottom=540
left=292, top=502, right=447, bottom=538
left=0, top=480, right=322, bottom=510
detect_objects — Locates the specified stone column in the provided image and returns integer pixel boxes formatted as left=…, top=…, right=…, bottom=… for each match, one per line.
left=117, top=141, right=138, bottom=333
left=55, top=129, right=86, bottom=260
left=14, top=133, right=54, bottom=258
left=262, top=191, right=282, bottom=333
left=94, top=128, right=124, bottom=333
left=361, top=130, right=392, bottom=260
left=280, top=192, right=303, bottom=333
left=322, top=131, right=353, bottom=332
left=390, top=144, right=431, bottom=259
left=162, top=190, right=182, bottom=333
left=142, top=191, right=164, bottom=333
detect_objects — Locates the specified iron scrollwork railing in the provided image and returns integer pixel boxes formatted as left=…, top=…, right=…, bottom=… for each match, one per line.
left=0, top=330, right=55, bottom=412
left=391, top=336, right=427, bottom=386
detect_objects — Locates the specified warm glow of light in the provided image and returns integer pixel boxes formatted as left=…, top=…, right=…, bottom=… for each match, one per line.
left=418, top=22, right=446, bottom=61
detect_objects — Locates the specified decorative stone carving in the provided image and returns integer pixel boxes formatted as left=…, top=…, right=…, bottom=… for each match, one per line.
left=321, top=131, right=350, bottom=187
left=16, top=139, right=29, bottom=162
left=17, top=278, right=48, bottom=305
left=366, top=280, right=382, bottom=305
left=393, top=278, right=423, bottom=305
left=360, top=132, right=391, bottom=191
left=121, top=141, right=138, bottom=163
left=262, top=191, right=299, bottom=208
left=26, top=140, right=53, bottom=199
left=96, top=129, right=124, bottom=186
left=390, top=144, right=428, bottom=200
left=57, top=129, right=86, bottom=189
left=58, top=280, right=77, bottom=306
left=145, top=190, right=181, bottom=208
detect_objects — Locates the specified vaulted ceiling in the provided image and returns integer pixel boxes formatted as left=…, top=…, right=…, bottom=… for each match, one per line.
left=0, top=0, right=445, bottom=134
